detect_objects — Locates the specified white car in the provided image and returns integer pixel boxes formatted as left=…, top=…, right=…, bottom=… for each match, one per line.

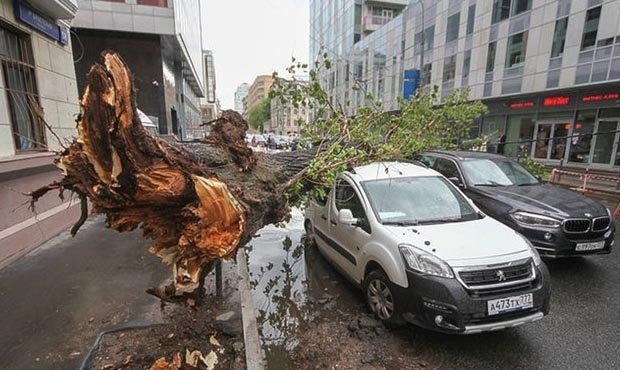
left=304, top=162, right=551, bottom=334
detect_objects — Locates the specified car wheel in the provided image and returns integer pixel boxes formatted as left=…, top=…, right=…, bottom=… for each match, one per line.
left=304, top=220, right=316, bottom=247
left=364, top=270, right=404, bottom=326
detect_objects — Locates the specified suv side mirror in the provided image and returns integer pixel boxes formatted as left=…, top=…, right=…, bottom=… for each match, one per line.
left=448, top=177, right=464, bottom=188
left=338, top=209, right=358, bottom=226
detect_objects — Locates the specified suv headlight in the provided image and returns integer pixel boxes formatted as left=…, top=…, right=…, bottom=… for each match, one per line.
left=510, top=211, right=561, bottom=228
left=399, top=244, right=454, bottom=278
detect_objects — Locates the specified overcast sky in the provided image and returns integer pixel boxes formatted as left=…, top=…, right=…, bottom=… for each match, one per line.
left=202, top=0, right=309, bottom=110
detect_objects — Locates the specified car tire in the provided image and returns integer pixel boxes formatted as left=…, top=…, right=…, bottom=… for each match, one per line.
left=364, top=269, right=404, bottom=326
left=304, top=220, right=316, bottom=247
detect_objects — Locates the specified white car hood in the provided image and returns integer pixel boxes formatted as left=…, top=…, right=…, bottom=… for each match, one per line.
left=385, top=216, right=532, bottom=267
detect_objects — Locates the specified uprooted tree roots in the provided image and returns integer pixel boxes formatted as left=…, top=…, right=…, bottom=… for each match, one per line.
left=30, top=51, right=315, bottom=304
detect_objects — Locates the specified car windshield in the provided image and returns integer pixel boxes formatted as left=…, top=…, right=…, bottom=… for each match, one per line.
left=461, top=159, right=539, bottom=186
left=362, top=176, right=479, bottom=225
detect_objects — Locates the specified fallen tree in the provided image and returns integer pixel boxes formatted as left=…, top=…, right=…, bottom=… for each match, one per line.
left=30, top=52, right=487, bottom=304
left=30, top=52, right=315, bottom=304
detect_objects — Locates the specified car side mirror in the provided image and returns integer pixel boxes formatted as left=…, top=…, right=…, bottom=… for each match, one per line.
left=338, top=209, right=358, bottom=226
left=448, top=177, right=464, bottom=188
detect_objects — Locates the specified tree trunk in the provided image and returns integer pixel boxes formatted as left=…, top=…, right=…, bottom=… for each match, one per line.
left=31, top=52, right=314, bottom=304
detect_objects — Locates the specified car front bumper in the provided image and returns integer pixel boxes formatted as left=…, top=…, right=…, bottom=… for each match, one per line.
left=515, top=222, right=615, bottom=257
left=393, top=263, right=551, bottom=334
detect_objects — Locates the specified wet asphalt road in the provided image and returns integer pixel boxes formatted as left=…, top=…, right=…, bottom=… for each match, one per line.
left=0, top=216, right=168, bottom=370
left=247, top=210, right=620, bottom=369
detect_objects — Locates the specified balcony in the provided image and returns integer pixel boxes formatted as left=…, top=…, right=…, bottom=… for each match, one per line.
left=27, top=0, right=78, bottom=20
left=363, top=15, right=393, bottom=32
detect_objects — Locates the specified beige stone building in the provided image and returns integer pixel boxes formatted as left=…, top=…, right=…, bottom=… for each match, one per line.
left=244, top=75, right=275, bottom=115
left=0, top=0, right=80, bottom=267
left=269, top=80, right=310, bottom=135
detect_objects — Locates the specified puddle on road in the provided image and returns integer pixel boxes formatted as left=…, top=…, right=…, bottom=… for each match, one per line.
left=245, top=208, right=360, bottom=368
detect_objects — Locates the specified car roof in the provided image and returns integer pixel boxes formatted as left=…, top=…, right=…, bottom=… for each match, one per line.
left=426, top=150, right=508, bottom=161
left=350, top=161, right=440, bottom=182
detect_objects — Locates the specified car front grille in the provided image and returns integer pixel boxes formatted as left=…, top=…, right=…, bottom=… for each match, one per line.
left=592, top=217, right=611, bottom=232
left=458, top=258, right=535, bottom=295
left=563, top=218, right=590, bottom=233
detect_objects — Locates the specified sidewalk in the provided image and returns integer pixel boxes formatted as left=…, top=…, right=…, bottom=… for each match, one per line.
left=0, top=215, right=169, bottom=370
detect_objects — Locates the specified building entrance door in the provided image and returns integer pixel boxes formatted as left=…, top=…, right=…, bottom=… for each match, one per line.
left=591, top=119, right=620, bottom=166
left=532, top=121, right=570, bottom=161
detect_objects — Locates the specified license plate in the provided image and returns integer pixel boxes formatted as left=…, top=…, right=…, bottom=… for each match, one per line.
left=487, top=294, right=533, bottom=316
left=575, top=241, right=605, bottom=252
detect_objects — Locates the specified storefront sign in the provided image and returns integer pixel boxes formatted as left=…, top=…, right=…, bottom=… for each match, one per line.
left=13, top=1, right=69, bottom=46
left=581, top=93, right=619, bottom=102
left=509, top=101, right=534, bottom=108
left=542, top=96, right=570, bottom=107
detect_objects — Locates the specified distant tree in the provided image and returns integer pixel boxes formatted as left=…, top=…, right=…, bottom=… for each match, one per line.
left=247, top=96, right=272, bottom=132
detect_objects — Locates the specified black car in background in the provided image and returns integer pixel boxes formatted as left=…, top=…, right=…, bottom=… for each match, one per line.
left=418, top=151, right=615, bottom=257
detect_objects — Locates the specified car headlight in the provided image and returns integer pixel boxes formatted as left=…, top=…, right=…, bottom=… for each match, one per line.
left=399, top=244, right=454, bottom=278
left=510, top=211, right=561, bottom=228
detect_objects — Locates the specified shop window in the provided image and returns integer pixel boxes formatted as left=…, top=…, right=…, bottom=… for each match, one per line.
left=581, top=6, right=601, bottom=50
left=0, top=26, right=44, bottom=151
left=568, top=110, right=596, bottom=163
left=486, top=42, right=497, bottom=72
left=446, top=13, right=460, bottom=43
left=505, top=115, right=535, bottom=158
left=511, top=0, right=532, bottom=16
left=551, top=17, right=568, bottom=58
left=443, top=55, right=456, bottom=82
left=492, top=0, right=511, bottom=24
left=466, top=5, right=476, bottom=35
left=506, top=31, right=528, bottom=68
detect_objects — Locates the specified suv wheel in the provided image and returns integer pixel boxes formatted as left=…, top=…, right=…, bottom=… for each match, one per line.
left=364, top=270, right=403, bottom=326
left=304, top=220, right=316, bottom=247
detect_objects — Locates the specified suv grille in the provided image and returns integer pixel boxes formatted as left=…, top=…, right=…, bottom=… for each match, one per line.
left=563, top=219, right=590, bottom=233
left=592, top=217, right=611, bottom=232
left=458, top=260, right=533, bottom=288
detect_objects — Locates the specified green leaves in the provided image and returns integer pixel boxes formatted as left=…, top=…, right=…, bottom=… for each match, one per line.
left=271, top=57, right=488, bottom=206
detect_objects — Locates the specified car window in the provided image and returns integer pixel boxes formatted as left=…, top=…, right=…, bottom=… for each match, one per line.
left=417, top=155, right=437, bottom=167
left=461, top=159, right=539, bottom=186
left=334, top=180, right=366, bottom=220
left=434, top=158, right=461, bottom=180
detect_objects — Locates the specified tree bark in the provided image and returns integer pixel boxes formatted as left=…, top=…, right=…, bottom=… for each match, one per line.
left=31, top=51, right=314, bottom=304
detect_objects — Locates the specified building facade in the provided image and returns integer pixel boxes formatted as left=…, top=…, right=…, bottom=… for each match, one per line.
left=72, top=0, right=205, bottom=140
left=234, top=82, right=249, bottom=114
left=245, top=75, right=275, bottom=115
left=0, top=0, right=81, bottom=267
left=312, top=0, right=620, bottom=169
left=269, top=80, right=310, bottom=135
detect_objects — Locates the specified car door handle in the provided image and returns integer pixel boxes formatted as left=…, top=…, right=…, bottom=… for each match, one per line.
left=330, top=220, right=337, bottom=226
left=321, top=215, right=327, bottom=220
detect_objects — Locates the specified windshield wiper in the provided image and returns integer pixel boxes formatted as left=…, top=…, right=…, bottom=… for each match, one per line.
left=517, top=182, right=540, bottom=186
left=474, top=180, right=505, bottom=187
left=383, top=220, right=419, bottom=226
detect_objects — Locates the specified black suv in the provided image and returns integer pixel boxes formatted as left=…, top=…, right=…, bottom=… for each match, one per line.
left=418, top=151, right=615, bottom=257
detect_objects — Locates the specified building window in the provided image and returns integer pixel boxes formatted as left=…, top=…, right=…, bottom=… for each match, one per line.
left=551, top=17, right=568, bottom=58
left=486, top=42, right=497, bottom=72
left=506, top=31, right=528, bottom=68
left=443, top=55, right=456, bottom=82
left=492, top=0, right=511, bottom=24
left=137, top=0, right=168, bottom=6
left=568, top=110, right=596, bottom=163
left=422, top=63, right=432, bottom=86
left=511, top=0, right=531, bottom=16
left=0, top=26, right=44, bottom=151
left=462, top=50, right=471, bottom=78
left=466, top=5, right=475, bottom=35
left=415, top=25, right=435, bottom=55
left=581, top=6, right=601, bottom=50
left=446, top=13, right=460, bottom=43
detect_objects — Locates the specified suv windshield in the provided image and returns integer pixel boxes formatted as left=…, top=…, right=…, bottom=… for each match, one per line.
left=461, top=159, right=539, bottom=186
left=362, top=176, right=479, bottom=225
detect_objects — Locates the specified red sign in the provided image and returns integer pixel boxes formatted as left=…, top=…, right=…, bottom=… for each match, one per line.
left=581, top=93, right=620, bottom=102
left=543, top=96, right=570, bottom=107
left=509, top=101, right=534, bottom=108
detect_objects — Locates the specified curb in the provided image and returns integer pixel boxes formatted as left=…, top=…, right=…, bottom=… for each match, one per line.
left=236, top=248, right=265, bottom=370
